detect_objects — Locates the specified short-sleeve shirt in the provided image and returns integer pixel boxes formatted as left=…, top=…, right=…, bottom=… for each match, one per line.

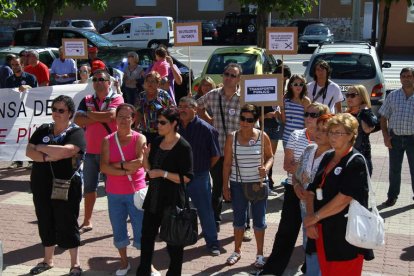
left=378, top=88, right=414, bottom=135
left=307, top=80, right=344, bottom=113
left=24, top=62, right=50, bottom=86
left=5, top=72, right=38, bottom=88
left=50, top=58, right=77, bottom=83
left=77, top=92, right=124, bottom=154
left=0, top=65, right=13, bottom=88
left=151, top=60, right=170, bottom=78
left=196, top=87, right=241, bottom=154
left=178, top=116, right=220, bottom=172
left=123, top=65, right=144, bottom=88
left=285, top=128, right=313, bottom=185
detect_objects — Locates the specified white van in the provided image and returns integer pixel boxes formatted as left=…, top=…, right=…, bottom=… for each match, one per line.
left=102, top=16, right=174, bottom=48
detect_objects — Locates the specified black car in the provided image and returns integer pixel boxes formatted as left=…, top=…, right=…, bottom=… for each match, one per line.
left=92, top=47, right=193, bottom=101
left=288, top=20, right=323, bottom=37
left=0, top=26, right=15, bottom=47
left=217, top=12, right=257, bottom=44
left=298, top=23, right=334, bottom=53
left=202, top=22, right=218, bottom=44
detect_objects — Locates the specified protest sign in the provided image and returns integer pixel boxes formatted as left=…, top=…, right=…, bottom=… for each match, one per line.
left=62, top=38, right=88, bottom=59
left=174, top=22, right=202, bottom=46
left=240, top=75, right=284, bottom=106
left=266, top=27, right=298, bottom=55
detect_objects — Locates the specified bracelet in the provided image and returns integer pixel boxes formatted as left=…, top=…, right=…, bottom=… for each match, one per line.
left=163, top=170, right=168, bottom=179
left=120, top=161, right=124, bottom=170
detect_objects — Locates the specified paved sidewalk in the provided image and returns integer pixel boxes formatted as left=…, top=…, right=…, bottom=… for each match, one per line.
left=1, top=131, right=413, bottom=276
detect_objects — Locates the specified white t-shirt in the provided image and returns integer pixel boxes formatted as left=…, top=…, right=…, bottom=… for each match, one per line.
left=307, top=80, right=344, bottom=113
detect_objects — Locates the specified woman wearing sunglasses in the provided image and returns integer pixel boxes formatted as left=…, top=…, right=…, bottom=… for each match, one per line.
left=345, top=85, right=378, bottom=175
left=137, top=107, right=193, bottom=276
left=26, top=95, right=86, bottom=276
left=281, top=74, right=311, bottom=148
left=223, top=104, right=274, bottom=268
left=74, top=64, right=91, bottom=84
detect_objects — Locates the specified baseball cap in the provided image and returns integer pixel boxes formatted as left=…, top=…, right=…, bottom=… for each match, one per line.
left=88, top=46, right=98, bottom=53
left=91, top=60, right=106, bottom=73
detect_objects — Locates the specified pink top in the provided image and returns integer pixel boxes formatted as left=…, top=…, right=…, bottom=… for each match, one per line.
left=151, top=60, right=170, bottom=78
left=105, top=131, right=146, bottom=194
left=80, top=93, right=124, bottom=154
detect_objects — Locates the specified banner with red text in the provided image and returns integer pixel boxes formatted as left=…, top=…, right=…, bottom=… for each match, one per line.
left=0, top=83, right=94, bottom=161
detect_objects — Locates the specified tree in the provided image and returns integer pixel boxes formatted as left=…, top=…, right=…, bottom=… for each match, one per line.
left=378, top=0, right=412, bottom=61
left=0, top=0, right=21, bottom=18
left=238, top=0, right=318, bottom=48
left=15, top=0, right=108, bottom=45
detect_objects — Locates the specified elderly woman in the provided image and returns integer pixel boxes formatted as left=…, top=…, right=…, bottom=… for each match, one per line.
left=100, top=103, right=147, bottom=276
left=136, top=107, right=193, bottom=276
left=304, top=113, right=372, bottom=276
left=345, top=85, right=378, bottom=175
left=26, top=95, right=85, bottom=276
left=122, top=51, right=145, bottom=105
left=135, top=71, right=175, bottom=144
left=223, top=104, right=274, bottom=268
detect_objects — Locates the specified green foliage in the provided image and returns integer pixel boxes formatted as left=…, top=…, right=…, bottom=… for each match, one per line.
left=15, top=0, right=108, bottom=14
left=0, top=0, right=22, bottom=18
left=239, top=0, right=317, bottom=17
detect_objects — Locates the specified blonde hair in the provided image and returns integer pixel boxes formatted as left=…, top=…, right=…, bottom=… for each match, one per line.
left=197, top=76, right=216, bottom=95
left=127, top=52, right=139, bottom=64
left=327, top=113, right=359, bottom=145
left=306, top=102, right=330, bottom=116
left=348, top=85, right=371, bottom=108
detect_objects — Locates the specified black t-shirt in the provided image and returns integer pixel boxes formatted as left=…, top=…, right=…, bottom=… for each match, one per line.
left=307, top=149, right=371, bottom=261
left=29, top=123, right=86, bottom=183
left=5, top=72, right=38, bottom=88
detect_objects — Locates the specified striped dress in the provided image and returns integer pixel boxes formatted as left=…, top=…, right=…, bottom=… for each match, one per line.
left=282, top=98, right=305, bottom=144
left=230, top=131, right=264, bottom=183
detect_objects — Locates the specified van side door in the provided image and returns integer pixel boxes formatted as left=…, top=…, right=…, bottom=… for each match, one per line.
left=108, top=23, right=133, bottom=47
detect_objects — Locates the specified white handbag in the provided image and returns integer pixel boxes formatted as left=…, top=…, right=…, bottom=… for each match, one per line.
left=345, top=153, right=385, bottom=249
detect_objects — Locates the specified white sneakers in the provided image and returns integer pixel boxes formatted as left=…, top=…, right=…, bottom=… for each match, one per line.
left=115, top=263, right=131, bottom=276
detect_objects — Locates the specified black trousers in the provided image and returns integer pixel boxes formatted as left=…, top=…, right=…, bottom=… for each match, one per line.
left=31, top=176, right=82, bottom=249
left=261, top=184, right=302, bottom=275
left=137, top=210, right=184, bottom=276
left=210, top=156, right=224, bottom=224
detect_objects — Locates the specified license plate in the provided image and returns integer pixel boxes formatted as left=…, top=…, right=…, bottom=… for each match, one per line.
left=204, top=37, right=212, bottom=40
left=339, top=85, right=352, bottom=92
left=308, top=44, right=318, bottom=47
left=237, top=28, right=243, bottom=33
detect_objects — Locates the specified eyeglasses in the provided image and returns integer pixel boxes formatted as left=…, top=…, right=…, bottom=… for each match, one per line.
left=223, top=72, right=238, bottom=78
left=328, top=131, right=350, bottom=137
left=291, top=82, right=305, bottom=87
left=240, top=115, right=255, bottom=123
left=92, top=77, right=109, bottom=82
left=304, top=112, right=320, bottom=118
left=345, top=93, right=359, bottom=98
left=157, top=120, right=169, bottom=125
left=52, top=107, right=67, bottom=114
left=79, top=70, right=88, bottom=74
left=146, top=79, right=158, bottom=84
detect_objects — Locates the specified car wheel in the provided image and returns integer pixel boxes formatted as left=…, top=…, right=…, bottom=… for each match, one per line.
left=247, top=24, right=256, bottom=33
left=148, top=40, right=160, bottom=49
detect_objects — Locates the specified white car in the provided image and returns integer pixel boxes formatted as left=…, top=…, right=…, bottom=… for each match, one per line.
left=56, top=20, right=97, bottom=32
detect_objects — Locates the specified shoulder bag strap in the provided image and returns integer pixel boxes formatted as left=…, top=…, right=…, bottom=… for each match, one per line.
left=218, top=92, right=227, bottom=135
left=114, top=133, right=135, bottom=192
left=92, top=97, right=112, bottom=135
left=233, top=131, right=243, bottom=184
left=180, top=174, right=191, bottom=209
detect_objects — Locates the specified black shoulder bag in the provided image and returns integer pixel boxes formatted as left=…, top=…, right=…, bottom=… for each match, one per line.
left=159, top=174, right=198, bottom=247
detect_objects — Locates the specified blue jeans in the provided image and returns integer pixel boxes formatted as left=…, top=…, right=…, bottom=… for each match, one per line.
left=107, top=193, right=143, bottom=249
left=83, top=153, right=101, bottom=193
left=187, top=171, right=219, bottom=248
left=230, top=181, right=267, bottom=230
left=388, top=133, right=414, bottom=199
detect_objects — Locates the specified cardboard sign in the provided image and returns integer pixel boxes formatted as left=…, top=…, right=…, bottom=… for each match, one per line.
left=62, top=39, right=88, bottom=59
left=240, top=75, right=284, bottom=106
left=266, top=27, right=298, bottom=55
left=174, top=22, right=202, bottom=46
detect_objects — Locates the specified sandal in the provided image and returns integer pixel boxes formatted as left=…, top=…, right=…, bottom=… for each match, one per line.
left=226, top=251, right=241, bottom=266
left=69, top=266, right=82, bottom=276
left=254, top=255, right=265, bottom=269
left=29, top=262, right=53, bottom=275
left=78, top=225, right=93, bottom=234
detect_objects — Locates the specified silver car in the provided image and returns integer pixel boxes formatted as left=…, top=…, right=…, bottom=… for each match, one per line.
left=303, top=42, right=391, bottom=114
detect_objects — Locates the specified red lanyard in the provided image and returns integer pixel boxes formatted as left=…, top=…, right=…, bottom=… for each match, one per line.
left=305, top=129, right=311, bottom=144
left=318, top=146, right=353, bottom=189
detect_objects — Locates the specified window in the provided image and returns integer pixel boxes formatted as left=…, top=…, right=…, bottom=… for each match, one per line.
left=135, top=0, right=156, bottom=6
left=198, top=0, right=223, bottom=11
left=113, top=23, right=131, bottom=35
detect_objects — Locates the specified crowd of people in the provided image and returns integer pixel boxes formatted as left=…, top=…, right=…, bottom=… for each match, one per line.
left=2, top=45, right=413, bottom=275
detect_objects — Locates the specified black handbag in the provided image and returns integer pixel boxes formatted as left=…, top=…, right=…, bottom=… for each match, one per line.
left=159, top=175, right=198, bottom=247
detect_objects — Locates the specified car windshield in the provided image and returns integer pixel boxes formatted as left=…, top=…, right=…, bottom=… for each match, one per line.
left=81, top=30, right=113, bottom=47
left=206, top=53, right=257, bottom=75
left=304, top=26, right=329, bottom=36
left=72, top=21, right=94, bottom=28
left=310, top=53, right=376, bottom=79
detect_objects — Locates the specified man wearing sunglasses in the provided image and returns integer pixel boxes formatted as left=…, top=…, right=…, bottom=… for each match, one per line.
left=379, top=67, right=414, bottom=207
left=197, top=63, right=242, bottom=232
left=74, top=69, right=124, bottom=233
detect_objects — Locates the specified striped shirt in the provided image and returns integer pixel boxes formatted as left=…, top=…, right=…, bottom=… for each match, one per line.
left=379, top=88, right=414, bottom=135
left=286, top=129, right=314, bottom=185
left=197, top=87, right=240, bottom=154
left=230, top=131, right=263, bottom=183
left=282, top=98, right=305, bottom=143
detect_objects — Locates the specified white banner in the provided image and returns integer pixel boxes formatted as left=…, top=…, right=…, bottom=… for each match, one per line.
left=0, top=83, right=95, bottom=161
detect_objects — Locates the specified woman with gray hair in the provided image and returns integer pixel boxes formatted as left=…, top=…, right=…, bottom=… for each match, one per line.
left=122, top=51, right=144, bottom=105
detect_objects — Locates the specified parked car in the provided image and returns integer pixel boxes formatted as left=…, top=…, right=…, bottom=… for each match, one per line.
left=302, top=42, right=391, bottom=114
left=192, top=46, right=279, bottom=92
left=0, top=26, right=15, bottom=47
left=16, top=21, right=42, bottom=29
left=217, top=12, right=257, bottom=44
left=287, top=19, right=323, bottom=37
left=202, top=21, right=219, bottom=44
left=99, top=16, right=139, bottom=34
left=56, top=20, right=97, bottom=32
left=0, top=46, right=59, bottom=67
left=298, top=23, right=334, bottom=53
left=13, top=27, right=114, bottom=48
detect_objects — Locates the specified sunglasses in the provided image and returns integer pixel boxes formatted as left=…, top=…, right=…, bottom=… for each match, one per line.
left=345, top=93, right=359, bottom=98
left=92, top=77, right=109, bottom=82
left=52, top=107, right=67, bottom=114
left=291, top=82, right=305, bottom=87
left=304, top=112, right=320, bottom=118
left=223, top=72, right=238, bottom=78
left=240, top=115, right=255, bottom=123
left=157, top=120, right=169, bottom=125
